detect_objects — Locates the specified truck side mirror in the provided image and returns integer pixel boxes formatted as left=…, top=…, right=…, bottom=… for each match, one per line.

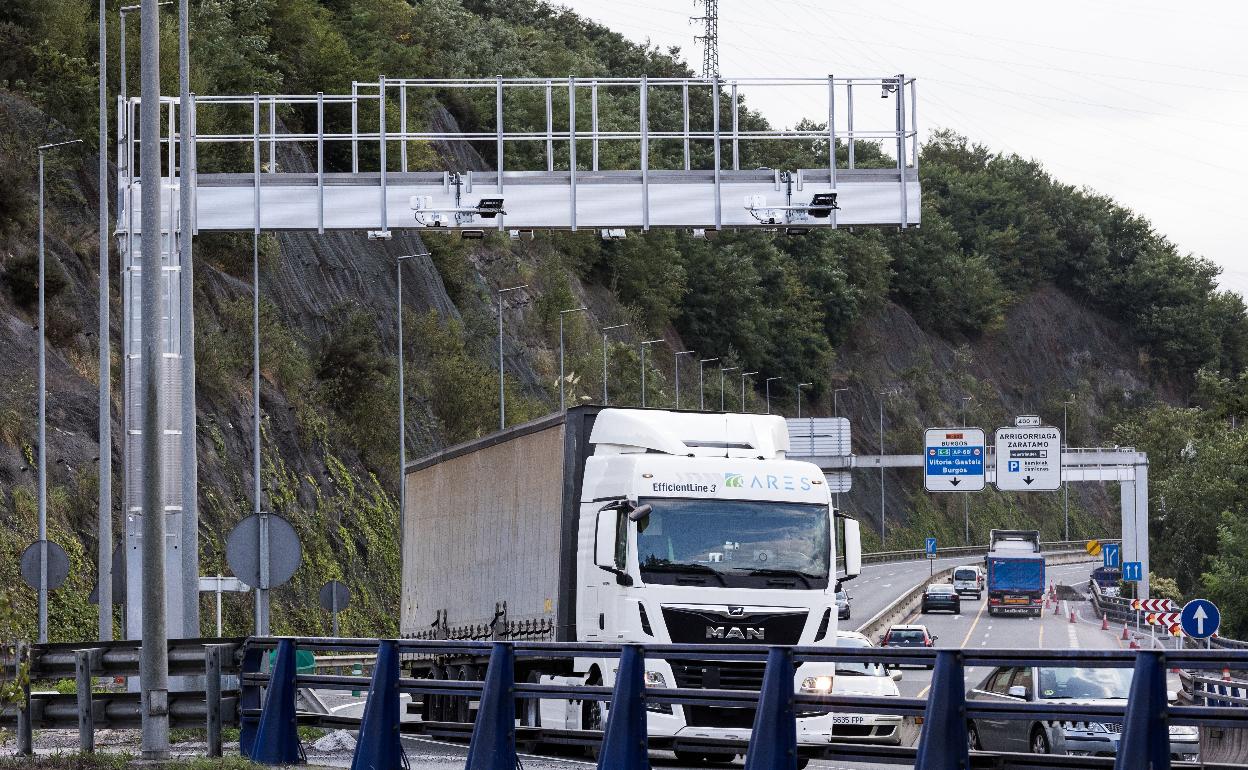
left=595, top=509, right=619, bottom=569
left=842, top=517, right=862, bottom=578
left=627, top=503, right=653, bottom=522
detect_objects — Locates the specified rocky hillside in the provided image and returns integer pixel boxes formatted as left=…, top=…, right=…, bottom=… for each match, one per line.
left=0, top=0, right=1244, bottom=641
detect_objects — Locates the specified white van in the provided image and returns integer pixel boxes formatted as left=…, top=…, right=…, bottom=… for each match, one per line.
left=952, top=565, right=984, bottom=598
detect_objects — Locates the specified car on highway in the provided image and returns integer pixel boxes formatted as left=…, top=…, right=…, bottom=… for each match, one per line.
left=1090, top=566, right=1122, bottom=597
left=966, top=665, right=1200, bottom=760
left=881, top=624, right=936, bottom=668
left=921, top=583, right=962, bottom=614
left=836, top=589, right=852, bottom=620
left=801, top=630, right=905, bottom=745
left=952, top=565, right=985, bottom=598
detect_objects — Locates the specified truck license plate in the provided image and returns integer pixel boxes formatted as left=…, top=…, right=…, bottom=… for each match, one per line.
left=1005, top=597, right=1027, bottom=604
left=832, top=715, right=864, bottom=724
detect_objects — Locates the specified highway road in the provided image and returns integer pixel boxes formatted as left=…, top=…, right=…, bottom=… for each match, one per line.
left=309, top=558, right=1117, bottom=770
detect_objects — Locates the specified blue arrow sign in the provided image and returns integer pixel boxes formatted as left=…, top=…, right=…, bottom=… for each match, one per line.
left=1102, top=543, right=1120, bottom=569
left=1122, top=561, right=1143, bottom=582
left=1181, top=599, right=1220, bottom=639
left=925, top=537, right=937, bottom=558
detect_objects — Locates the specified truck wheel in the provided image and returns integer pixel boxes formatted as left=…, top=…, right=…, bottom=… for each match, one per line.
left=520, top=672, right=542, bottom=728
left=455, top=664, right=475, bottom=723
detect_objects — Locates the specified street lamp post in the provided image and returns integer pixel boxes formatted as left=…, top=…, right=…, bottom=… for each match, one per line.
left=674, top=351, right=694, bottom=409
left=796, top=382, right=812, bottom=419
left=831, top=387, right=848, bottom=509
left=602, top=324, right=629, bottom=405
left=1063, top=398, right=1075, bottom=541
left=558, top=307, right=587, bottom=410
left=878, top=390, right=895, bottom=546
left=698, top=358, right=718, bottom=411
left=765, top=377, right=781, bottom=414
left=961, top=395, right=974, bottom=545
left=497, top=284, right=528, bottom=430
left=36, top=139, right=82, bottom=644
left=640, top=339, right=664, bottom=407
left=741, top=371, right=758, bottom=412
left=719, top=366, right=738, bottom=411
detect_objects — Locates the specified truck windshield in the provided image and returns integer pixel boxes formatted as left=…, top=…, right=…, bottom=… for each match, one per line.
left=636, top=498, right=829, bottom=588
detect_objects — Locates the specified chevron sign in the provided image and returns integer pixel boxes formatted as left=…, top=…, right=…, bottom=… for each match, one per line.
left=1132, top=598, right=1174, bottom=613
left=1146, top=611, right=1181, bottom=629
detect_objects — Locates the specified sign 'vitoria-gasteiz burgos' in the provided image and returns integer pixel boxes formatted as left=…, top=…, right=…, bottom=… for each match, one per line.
left=924, top=427, right=986, bottom=492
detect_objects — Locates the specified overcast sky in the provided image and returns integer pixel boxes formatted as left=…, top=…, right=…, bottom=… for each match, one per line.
left=564, top=0, right=1248, bottom=296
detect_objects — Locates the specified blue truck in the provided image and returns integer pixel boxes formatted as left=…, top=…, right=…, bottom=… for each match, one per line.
left=984, top=529, right=1045, bottom=617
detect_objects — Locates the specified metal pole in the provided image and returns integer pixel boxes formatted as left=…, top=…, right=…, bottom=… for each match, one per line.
left=559, top=307, right=586, bottom=411
left=497, top=285, right=527, bottom=430
left=177, top=0, right=199, bottom=639
left=797, top=382, right=812, bottom=419
left=640, top=339, right=663, bottom=408
left=139, top=0, right=170, bottom=753
left=674, top=351, right=694, bottom=410
left=962, top=396, right=973, bottom=545
left=37, top=148, right=47, bottom=646
left=699, top=358, right=717, bottom=411
left=602, top=324, right=628, bottom=405
left=98, top=0, right=113, bottom=643
left=766, top=377, right=782, bottom=415
left=832, top=387, right=847, bottom=508
left=741, top=371, right=757, bottom=412
left=1063, top=399, right=1073, bottom=541
left=397, top=255, right=420, bottom=559
left=720, top=366, right=737, bottom=411
left=879, top=391, right=886, bottom=546
left=251, top=92, right=267, bottom=637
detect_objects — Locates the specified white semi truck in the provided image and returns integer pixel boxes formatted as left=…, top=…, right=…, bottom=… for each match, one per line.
left=400, top=406, right=863, bottom=760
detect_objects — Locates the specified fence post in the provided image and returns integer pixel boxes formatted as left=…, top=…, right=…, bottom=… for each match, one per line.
left=16, top=641, right=32, bottom=756
left=75, top=648, right=96, bottom=753
left=465, top=642, right=516, bottom=770
left=205, top=644, right=223, bottom=758
left=238, top=643, right=265, bottom=757
left=597, top=644, right=649, bottom=770
left=1115, top=650, right=1170, bottom=770
left=914, top=650, right=969, bottom=770
left=250, top=639, right=304, bottom=765
left=744, top=646, right=797, bottom=770
left=350, top=640, right=405, bottom=770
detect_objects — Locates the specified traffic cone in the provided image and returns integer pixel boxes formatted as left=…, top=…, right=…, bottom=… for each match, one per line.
left=1101, top=614, right=1110, bottom=631
left=1121, top=623, right=1130, bottom=640
left=1069, top=608, right=1077, bottom=624
left=1129, top=639, right=1140, bottom=649
left=1223, top=667, right=1232, bottom=681
left=1053, top=600, right=1060, bottom=616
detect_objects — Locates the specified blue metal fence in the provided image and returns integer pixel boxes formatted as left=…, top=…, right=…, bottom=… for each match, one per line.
left=240, top=637, right=1248, bottom=770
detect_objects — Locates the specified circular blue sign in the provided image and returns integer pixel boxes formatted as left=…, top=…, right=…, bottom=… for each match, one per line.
left=1180, top=599, right=1220, bottom=639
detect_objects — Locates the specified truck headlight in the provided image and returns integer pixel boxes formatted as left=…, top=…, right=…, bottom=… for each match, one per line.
left=1168, top=724, right=1198, bottom=738
left=644, top=670, right=667, bottom=687
left=800, top=676, right=834, bottom=694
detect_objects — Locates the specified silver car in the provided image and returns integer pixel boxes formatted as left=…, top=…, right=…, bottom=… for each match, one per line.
left=966, top=665, right=1199, bottom=761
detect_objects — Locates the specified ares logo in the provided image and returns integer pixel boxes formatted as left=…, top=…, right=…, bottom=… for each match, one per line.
left=724, top=472, right=744, bottom=488
left=706, top=626, right=765, bottom=640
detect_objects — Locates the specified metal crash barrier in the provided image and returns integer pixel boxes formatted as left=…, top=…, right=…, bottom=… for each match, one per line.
left=238, top=636, right=1248, bottom=770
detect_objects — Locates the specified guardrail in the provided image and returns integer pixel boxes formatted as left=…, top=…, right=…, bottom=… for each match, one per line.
left=235, top=635, right=1248, bottom=770
left=858, top=539, right=1119, bottom=567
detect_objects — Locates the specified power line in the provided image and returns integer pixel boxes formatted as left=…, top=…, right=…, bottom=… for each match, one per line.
left=692, top=0, right=719, bottom=79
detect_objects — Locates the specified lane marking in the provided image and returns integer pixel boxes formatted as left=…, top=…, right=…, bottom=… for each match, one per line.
left=959, top=598, right=988, bottom=649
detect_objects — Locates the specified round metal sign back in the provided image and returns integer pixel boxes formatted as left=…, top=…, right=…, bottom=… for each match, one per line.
left=318, top=580, right=351, bottom=613
left=225, top=513, right=302, bottom=589
left=20, top=540, right=70, bottom=590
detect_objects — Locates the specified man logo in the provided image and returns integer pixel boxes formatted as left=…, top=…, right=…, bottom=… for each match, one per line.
left=727, top=606, right=745, bottom=616
left=724, top=472, right=744, bottom=488
left=706, top=626, right=765, bottom=640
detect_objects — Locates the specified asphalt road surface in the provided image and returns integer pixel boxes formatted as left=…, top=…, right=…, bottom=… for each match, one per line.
left=311, top=558, right=1116, bottom=770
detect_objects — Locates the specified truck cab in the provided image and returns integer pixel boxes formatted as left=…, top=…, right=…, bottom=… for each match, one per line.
left=571, top=409, right=863, bottom=748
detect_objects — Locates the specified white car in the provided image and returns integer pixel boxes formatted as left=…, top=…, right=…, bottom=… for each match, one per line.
left=799, top=630, right=904, bottom=745
left=953, top=565, right=984, bottom=598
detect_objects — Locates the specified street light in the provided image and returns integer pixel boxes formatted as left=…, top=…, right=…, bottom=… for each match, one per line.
left=396, top=254, right=422, bottom=554
left=558, top=307, right=587, bottom=410
left=831, top=387, right=849, bottom=509
left=698, top=358, right=718, bottom=411
left=878, top=389, right=899, bottom=546
left=961, top=395, right=974, bottom=545
left=796, top=382, right=813, bottom=419
left=497, top=284, right=528, bottom=430
left=765, top=377, right=782, bottom=414
left=602, top=324, right=629, bottom=405
left=640, top=339, right=664, bottom=407
left=741, top=371, right=758, bottom=412
left=1063, top=397, right=1075, bottom=541
left=719, top=366, right=739, bottom=411
left=674, top=351, right=695, bottom=409
left=36, top=138, right=82, bottom=644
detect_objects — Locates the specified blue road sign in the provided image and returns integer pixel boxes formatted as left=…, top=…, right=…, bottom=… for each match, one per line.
left=1102, top=543, right=1120, bottom=569
left=1180, top=599, right=1221, bottom=640
left=925, top=537, right=937, bottom=558
left=923, top=428, right=986, bottom=492
left=1122, top=561, right=1143, bottom=581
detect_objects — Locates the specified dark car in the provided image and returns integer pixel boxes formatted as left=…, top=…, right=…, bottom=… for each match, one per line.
left=881, top=624, right=936, bottom=668
left=836, top=589, right=852, bottom=620
left=921, top=583, right=961, bottom=614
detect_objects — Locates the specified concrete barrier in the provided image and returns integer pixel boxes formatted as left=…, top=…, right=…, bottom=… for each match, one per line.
left=856, top=551, right=1100, bottom=643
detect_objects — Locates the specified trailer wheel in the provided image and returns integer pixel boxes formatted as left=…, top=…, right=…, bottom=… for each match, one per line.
left=455, top=664, right=475, bottom=723
left=520, top=672, right=542, bottom=728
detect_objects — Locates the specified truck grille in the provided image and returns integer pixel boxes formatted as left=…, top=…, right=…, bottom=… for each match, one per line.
left=670, top=662, right=766, bottom=729
left=660, top=607, right=808, bottom=645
